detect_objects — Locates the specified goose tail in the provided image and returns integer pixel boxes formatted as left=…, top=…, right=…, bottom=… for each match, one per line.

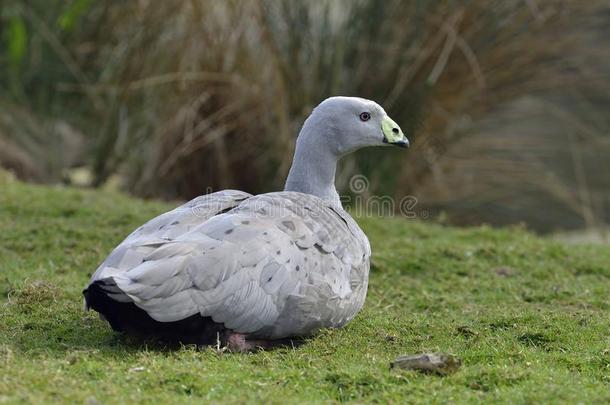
left=83, top=278, right=227, bottom=344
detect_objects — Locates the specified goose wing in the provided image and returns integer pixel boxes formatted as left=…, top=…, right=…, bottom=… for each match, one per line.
left=89, top=191, right=370, bottom=339
left=88, top=189, right=251, bottom=285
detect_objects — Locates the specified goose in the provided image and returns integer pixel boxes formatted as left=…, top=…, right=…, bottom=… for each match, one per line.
left=83, top=96, right=408, bottom=351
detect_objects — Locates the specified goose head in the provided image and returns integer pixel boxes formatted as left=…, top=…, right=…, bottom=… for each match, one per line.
left=299, top=96, right=409, bottom=156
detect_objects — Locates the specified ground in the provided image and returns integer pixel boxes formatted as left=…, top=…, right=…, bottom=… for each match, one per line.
left=0, top=177, right=609, bottom=404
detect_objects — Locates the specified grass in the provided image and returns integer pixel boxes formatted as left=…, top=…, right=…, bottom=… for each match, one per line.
left=1, top=176, right=609, bottom=404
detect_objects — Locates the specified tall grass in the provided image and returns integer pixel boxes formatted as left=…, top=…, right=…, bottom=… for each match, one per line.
left=1, top=0, right=609, bottom=232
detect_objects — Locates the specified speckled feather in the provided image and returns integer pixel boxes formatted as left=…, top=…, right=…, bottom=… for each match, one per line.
left=88, top=190, right=370, bottom=339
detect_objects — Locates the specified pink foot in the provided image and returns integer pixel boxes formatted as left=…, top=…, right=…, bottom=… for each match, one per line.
left=225, top=331, right=282, bottom=352
left=226, top=331, right=258, bottom=352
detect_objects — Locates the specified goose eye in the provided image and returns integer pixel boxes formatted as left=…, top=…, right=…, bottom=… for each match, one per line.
left=359, top=112, right=371, bottom=121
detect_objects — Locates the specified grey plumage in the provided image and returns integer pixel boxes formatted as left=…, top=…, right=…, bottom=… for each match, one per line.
left=85, top=96, right=407, bottom=341
left=89, top=191, right=370, bottom=338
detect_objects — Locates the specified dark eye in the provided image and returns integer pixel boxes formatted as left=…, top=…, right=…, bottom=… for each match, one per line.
left=359, top=112, right=371, bottom=121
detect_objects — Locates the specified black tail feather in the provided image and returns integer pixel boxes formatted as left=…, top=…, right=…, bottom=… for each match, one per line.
left=83, top=280, right=226, bottom=345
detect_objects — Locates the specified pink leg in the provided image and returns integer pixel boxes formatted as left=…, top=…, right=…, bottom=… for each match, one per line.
left=225, top=331, right=285, bottom=352
left=226, top=331, right=259, bottom=352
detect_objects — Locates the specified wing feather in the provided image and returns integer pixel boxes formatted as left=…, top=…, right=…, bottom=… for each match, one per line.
left=88, top=189, right=370, bottom=338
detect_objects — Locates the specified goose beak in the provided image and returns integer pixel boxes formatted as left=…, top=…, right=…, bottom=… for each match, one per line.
left=381, top=116, right=409, bottom=148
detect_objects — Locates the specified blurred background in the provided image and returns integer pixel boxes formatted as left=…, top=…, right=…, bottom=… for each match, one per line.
left=1, top=0, right=609, bottom=238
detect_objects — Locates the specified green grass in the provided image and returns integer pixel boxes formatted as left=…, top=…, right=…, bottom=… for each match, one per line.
left=1, top=176, right=609, bottom=404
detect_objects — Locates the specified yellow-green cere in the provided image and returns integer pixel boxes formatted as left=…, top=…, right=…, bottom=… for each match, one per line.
left=381, top=115, right=406, bottom=144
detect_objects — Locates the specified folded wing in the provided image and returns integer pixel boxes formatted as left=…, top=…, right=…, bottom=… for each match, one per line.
left=88, top=190, right=370, bottom=339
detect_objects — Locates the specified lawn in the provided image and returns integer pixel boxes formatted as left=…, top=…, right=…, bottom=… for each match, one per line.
left=1, top=175, right=609, bottom=404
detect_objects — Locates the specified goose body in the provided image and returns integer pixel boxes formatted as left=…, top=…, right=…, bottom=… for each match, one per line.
left=84, top=96, right=408, bottom=349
